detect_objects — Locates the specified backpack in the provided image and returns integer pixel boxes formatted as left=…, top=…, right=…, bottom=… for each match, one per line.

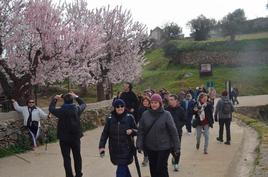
left=222, top=101, right=232, bottom=114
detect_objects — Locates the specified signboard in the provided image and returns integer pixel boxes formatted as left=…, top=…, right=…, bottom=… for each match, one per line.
left=200, top=63, right=213, bottom=76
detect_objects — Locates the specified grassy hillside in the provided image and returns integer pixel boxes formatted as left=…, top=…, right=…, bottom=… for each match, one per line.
left=133, top=48, right=268, bottom=96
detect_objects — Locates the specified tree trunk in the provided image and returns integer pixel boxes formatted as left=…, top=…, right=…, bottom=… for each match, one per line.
left=79, top=85, right=88, bottom=96
left=97, top=82, right=105, bottom=101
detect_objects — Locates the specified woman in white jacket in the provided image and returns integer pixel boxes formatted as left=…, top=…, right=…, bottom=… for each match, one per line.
left=12, top=98, right=50, bottom=148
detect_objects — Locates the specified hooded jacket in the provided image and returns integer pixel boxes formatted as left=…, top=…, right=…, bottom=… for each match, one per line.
left=215, top=96, right=235, bottom=120
left=136, top=107, right=180, bottom=152
left=49, top=97, right=86, bottom=141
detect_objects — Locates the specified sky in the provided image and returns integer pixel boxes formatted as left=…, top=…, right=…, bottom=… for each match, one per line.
left=65, top=0, right=268, bottom=36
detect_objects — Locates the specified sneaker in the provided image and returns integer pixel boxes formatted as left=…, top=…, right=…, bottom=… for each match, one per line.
left=216, top=137, right=223, bottom=143
left=224, top=141, right=231, bottom=145
left=174, top=164, right=179, bottom=172
left=196, top=143, right=200, bottom=150
left=204, top=151, right=208, bottom=154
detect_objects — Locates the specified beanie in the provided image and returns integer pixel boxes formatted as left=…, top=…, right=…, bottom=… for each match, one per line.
left=112, top=99, right=126, bottom=107
left=150, top=94, right=163, bottom=104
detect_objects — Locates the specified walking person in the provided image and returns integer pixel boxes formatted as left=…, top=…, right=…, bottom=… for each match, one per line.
left=99, top=99, right=137, bottom=177
left=12, top=98, right=50, bottom=149
left=120, top=82, right=139, bottom=121
left=166, top=95, right=186, bottom=171
left=193, top=93, right=214, bottom=154
left=49, top=92, right=86, bottom=177
left=182, top=93, right=195, bottom=135
left=215, top=91, right=235, bottom=145
left=137, top=94, right=180, bottom=177
left=137, top=96, right=151, bottom=167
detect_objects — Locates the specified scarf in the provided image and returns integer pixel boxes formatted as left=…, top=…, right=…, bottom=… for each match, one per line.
left=27, top=106, right=37, bottom=128
left=198, top=102, right=207, bottom=121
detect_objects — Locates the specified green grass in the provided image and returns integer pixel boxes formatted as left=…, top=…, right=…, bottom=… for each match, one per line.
left=128, top=48, right=268, bottom=96
left=169, top=32, right=268, bottom=52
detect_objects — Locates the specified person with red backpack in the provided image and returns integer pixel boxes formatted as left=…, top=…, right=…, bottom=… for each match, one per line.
left=215, top=91, right=235, bottom=145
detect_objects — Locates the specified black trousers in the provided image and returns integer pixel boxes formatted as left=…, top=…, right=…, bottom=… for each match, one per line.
left=171, top=134, right=182, bottom=164
left=147, top=149, right=171, bottom=177
left=60, top=139, right=82, bottom=177
left=219, top=119, right=231, bottom=142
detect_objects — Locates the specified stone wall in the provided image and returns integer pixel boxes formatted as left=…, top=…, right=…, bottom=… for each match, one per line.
left=177, top=51, right=268, bottom=66
left=0, top=100, right=113, bottom=149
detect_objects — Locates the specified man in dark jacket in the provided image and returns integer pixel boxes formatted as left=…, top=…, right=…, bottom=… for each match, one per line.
left=49, top=92, right=86, bottom=177
left=120, top=82, right=139, bottom=121
left=215, top=91, right=235, bottom=145
left=166, top=95, right=186, bottom=171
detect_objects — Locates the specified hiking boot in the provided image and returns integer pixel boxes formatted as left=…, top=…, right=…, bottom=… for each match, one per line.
left=171, top=157, right=175, bottom=165
left=142, top=156, right=148, bottom=167
left=196, top=143, right=200, bottom=150
left=217, top=137, right=223, bottom=143
left=224, top=141, right=231, bottom=145
left=204, top=150, right=208, bottom=154
left=173, top=164, right=179, bottom=172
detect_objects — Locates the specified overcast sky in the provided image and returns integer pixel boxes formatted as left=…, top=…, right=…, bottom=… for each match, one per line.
left=65, top=0, right=268, bottom=36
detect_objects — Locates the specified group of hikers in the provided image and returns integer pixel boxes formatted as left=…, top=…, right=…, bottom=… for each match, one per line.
left=11, top=82, right=238, bottom=177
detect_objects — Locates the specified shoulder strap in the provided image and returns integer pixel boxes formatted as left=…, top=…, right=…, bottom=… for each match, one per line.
left=144, top=114, right=161, bottom=138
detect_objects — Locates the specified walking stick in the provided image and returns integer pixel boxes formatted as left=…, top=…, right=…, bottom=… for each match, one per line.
left=130, top=137, right=142, bottom=177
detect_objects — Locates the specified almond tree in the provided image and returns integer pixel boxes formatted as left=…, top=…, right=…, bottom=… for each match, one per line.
left=0, top=0, right=69, bottom=103
left=93, top=6, right=148, bottom=100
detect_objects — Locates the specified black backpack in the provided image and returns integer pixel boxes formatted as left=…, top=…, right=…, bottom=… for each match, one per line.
left=222, top=101, right=232, bottom=114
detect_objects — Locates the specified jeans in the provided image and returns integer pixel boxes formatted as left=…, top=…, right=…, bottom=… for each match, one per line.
left=219, top=119, right=231, bottom=142
left=147, top=149, right=171, bottom=177
left=116, top=165, right=131, bottom=177
left=196, top=125, right=210, bottom=152
left=59, top=140, right=82, bottom=177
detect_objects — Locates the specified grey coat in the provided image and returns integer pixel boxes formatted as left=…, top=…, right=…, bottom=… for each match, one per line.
left=215, top=96, right=235, bottom=120
left=136, top=107, right=180, bottom=152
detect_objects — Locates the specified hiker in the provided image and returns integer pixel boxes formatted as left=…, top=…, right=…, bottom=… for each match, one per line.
left=137, top=96, right=151, bottom=166
left=208, top=87, right=217, bottom=106
left=120, top=82, right=139, bottom=121
left=49, top=92, right=86, bottom=177
left=192, top=93, right=214, bottom=154
left=182, top=93, right=196, bottom=134
left=12, top=98, right=50, bottom=149
left=137, top=94, right=180, bottom=177
left=215, top=91, right=235, bottom=145
left=99, top=99, right=137, bottom=177
left=231, top=88, right=239, bottom=105
left=166, top=95, right=186, bottom=171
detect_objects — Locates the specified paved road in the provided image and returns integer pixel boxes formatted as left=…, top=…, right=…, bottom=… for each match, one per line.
left=0, top=95, right=267, bottom=177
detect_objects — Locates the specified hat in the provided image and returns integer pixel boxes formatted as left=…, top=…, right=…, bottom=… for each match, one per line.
left=112, top=99, right=126, bottom=107
left=150, top=94, right=163, bottom=104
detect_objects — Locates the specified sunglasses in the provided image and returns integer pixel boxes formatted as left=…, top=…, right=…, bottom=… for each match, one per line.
left=28, top=101, right=35, bottom=104
left=115, top=105, right=124, bottom=108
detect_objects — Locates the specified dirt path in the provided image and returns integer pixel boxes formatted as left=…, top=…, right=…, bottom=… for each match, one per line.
left=0, top=95, right=267, bottom=177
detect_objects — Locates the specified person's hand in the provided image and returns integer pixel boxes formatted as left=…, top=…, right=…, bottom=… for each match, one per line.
left=54, top=94, right=62, bottom=100
left=130, top=108, right=134, bottom=113
left=99, top=148, right=105, bottom=158
left=69, top=91, right=78, bottom=98
left=11, top=99, right=16, bottom=103
left=126, top=129, right=133, bottom=135
left=48, top=113, right=52, bottom=119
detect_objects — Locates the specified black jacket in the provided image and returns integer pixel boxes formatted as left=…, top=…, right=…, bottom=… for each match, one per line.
left=120, top=91, right=139, bottom=112
left=166, top=106, right=186, bottom=135
left=49, top=97, right=86, bottom=142
left=137, top=106, right=150, bottom=123
left=99, top=111, right=137, bottom=165
left=193, top=102, right=214, bottom=128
